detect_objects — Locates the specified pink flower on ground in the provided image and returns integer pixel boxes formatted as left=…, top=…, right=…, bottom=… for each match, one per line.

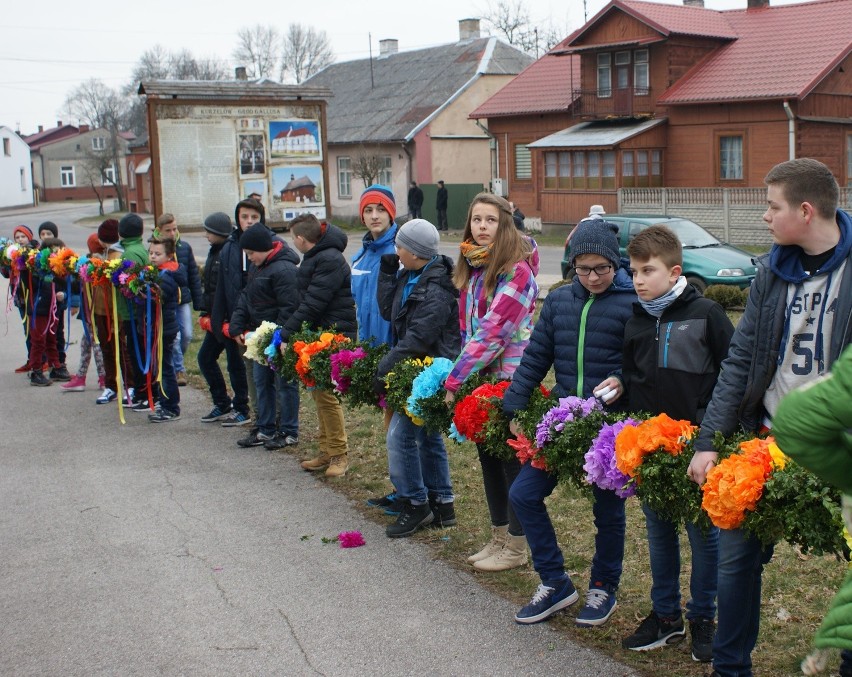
left=338, top=531, right=365, bottom=548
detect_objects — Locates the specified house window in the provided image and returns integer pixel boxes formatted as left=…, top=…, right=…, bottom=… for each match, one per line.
left=102, top=164, right=116, bottom=185
left=514, top=144, right=531, bottom=180
left=3, top=137, right=10, bottom=156
left=378, top=156, right=392, bottom=186
left=634, top=50, right=649, bottom=95
left=337, top=156, right=352, bottom=197
left=128, top=162, right=136, bottom=190
left=20, top=167, right=26, bottom=191
left=602, top=151, right=616, bottom=189
left=622, top=150, right=663, bottom=187
left=542, top=150, right=617, bottom=190
left=92, top=137, right=106, bottom=151
left=60, top=165, right=75, bottom=187
left=597, top=53, right=612, bottom=98
left=719, top=135, right=744, bottom=180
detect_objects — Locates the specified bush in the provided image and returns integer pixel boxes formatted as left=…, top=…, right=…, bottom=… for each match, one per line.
left=704, top=284, right=746, bottom=309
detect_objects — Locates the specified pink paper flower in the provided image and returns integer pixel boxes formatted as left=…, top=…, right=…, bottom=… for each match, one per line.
left=338, top=530, right=365, bottom=548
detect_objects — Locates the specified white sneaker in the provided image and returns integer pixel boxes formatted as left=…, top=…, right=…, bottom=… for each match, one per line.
left=96, top=388, right=117, bottom=405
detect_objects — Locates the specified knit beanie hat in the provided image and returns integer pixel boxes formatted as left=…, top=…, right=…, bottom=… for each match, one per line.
left=359, top=184, right=396, bottom=224
left=86, top=232, right=103, bottom=255
left=234, top=198, right=265, bottom=226
left=13, top=225, right=33, bottom=242
left=240, top=223, right=273, bottom=252
left=396, top=218, right=439, bottom=260
left=38, top=221, right=58, bottom=238
left=97, top=218, right=120, bottom=244
left=570, top=220, right=621, bottom=267
left=118, top=213, right=144, bottom=239
left=204, top=212, right=232, bottom=237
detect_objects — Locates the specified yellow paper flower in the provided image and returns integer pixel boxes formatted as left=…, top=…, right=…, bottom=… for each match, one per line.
left=767, top=440, right=788, bottom=470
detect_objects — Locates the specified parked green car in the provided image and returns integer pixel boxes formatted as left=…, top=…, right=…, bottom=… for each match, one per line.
left=561, top=215, right=758, bottom=292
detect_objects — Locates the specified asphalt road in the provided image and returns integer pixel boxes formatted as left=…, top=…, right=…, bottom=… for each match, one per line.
left=0, top=273, right=634, bottom=675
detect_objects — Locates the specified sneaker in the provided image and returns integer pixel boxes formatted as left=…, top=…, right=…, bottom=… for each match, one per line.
left=201, top=406, right=232, bottom=422
left=366, top=492, right=398, bottom=509
left=15, top=363, right=30, bottom=373
left=60, top=375, right=87, bottom=392
left=30, top=371, right=52, bottom=387
left=130, top=400, right=151, bottom=412
left=220, top=411, right=252, bottom=427
left=49, top=366, right=71, bottom=381
left=176, top=371, right=188, bottom=386
left=386, top=501, right=434, bottom=538
left=689, top=617, right=715, bottom=663
left=621, top=611, right=686, bottom=651
left=576, top=585, right=618, bottom=627
left=263, top=433, right=298, bottom=450
left=429, top=500, right=457, bottom=528
left=514, top=579, right=579, bottom=624
left=237, top=430, right=273, bottom=448
left=96, top=388, right=117, bottom=404
left=148, top=408, right=181, bottom=422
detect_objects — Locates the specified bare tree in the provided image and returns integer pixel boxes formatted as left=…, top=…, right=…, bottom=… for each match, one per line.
left=234, top=25, right=281, bottom=79
left=64, top=79, right=130, bottom=211
left=280, top=24, right=335, bottom=84
left=481, top=0, right=537, bottom=53
left=351, top=148, right=384, bottom=189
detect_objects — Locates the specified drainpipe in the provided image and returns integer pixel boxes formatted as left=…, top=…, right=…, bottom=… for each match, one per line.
left=783, top=100, right=795, bottom=161
left=401, top=142, right=412, bottom=192
left=473, top=119, right=498, bottom=190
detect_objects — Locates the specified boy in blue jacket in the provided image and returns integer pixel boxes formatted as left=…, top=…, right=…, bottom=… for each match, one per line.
left=374, top=219, right=461, bottom=537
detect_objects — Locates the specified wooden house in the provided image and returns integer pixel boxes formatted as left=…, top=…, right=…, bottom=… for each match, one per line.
left=470, top=0, right=852, bottom=225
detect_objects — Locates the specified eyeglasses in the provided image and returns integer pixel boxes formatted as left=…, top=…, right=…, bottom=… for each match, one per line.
left=574, top=264, right=613, bottom=277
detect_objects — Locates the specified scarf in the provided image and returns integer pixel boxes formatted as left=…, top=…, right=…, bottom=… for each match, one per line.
left=639, top=275, right=687, bottom=317
left=460, top=240, right=492, bottom=268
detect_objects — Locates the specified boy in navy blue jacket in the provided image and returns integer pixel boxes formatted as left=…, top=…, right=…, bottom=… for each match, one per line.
left=618, top=225, right=733, bottom=663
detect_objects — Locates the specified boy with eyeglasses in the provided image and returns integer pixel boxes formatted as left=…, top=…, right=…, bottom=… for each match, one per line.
left=503, top=219, right=636, bottom=627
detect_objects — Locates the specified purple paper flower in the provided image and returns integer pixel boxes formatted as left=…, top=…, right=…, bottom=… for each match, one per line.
left=583, top=419, right=637, bottom=498
left=535, top=396, right=602, bottom=447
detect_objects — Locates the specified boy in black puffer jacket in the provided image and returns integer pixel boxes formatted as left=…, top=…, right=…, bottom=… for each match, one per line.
left=145, top=237, right=187, bottom=422
left=374, top=219, right=461, bottom=537
left=229, top=223, right=301, bottom=449
left=286, top=215, right=357, bottom=478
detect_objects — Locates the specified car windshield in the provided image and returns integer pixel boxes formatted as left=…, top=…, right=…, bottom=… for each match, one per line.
left=665, top=219, right=720, bottom=248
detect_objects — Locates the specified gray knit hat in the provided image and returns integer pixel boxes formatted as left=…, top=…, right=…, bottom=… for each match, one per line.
left=203, top=212, right=232, bottom=237
left=396, top=218, right=439, bottom=260
left=570, top=220, right=620, bottom=267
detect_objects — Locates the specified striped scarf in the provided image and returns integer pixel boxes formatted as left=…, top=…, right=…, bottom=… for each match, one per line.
left=460, top=240, right=491, bottom=268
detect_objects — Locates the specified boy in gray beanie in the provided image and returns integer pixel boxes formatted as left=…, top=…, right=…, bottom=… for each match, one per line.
left=395, top=218, right=440, bottom=261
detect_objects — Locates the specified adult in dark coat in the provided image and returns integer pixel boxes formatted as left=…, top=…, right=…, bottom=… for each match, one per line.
left=407, top=181, right=424, bottom=219
left=436, top=180, right=449, bottom=231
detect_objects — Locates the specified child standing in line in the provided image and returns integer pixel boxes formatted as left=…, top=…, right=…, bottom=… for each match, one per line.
left=61, top=233, right=106, bottom=393
left=617, top=225, right=733, bottom=661
left=286, top=215, right=357, bottom=478
left=374, top=219, right=461, bottom=537
left=443, top=192, right=539, bottom=572
left=2, top=225, right=37, bottom=372
left=196, top=212, right=250, bottom=425
left=502, top=220, right=635, bottom=626
left=228, top=223, right=301, bottom=449
left=36, top=222, right=70, bottom=380
left=143, top=237, right=185, bottom=422
left=24, top=237, right=68, bottom=386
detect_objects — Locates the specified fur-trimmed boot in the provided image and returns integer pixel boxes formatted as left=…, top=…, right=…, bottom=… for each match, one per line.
left=473, top=534, right=528, bottom=571
left=467, top=525, right=509, bottom=564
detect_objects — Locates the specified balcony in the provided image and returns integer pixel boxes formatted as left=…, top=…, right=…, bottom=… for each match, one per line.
left=571, top=87, right=655, bottom=119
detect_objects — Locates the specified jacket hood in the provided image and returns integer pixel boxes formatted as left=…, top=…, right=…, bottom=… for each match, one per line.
left=414, top=255, right=458, bottom=297
left=769, top=208, right=852, bottom=283
left=306, top=223, right=348, bottom=258
left=265, top=241, right=300, bottom=267
left=525, top=237, right=540, bottom=277
left=361, top=223, right=398, bottom=251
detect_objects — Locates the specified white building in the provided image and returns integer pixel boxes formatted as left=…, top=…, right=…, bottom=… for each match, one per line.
left=0, top=126, right=34, bottom=208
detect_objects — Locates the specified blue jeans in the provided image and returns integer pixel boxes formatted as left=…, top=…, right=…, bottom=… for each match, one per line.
left=386, top=411, right=453, bottom=505
left=156, top=333, right=180, bottom=414
left=642, top=503, right=718, bottom=620
left=197, top=332, right=249, bottom=415
left=172, top=303, right=192, bottom=373
left=510, top=463, right=626, bottom=588
left=712, top=527, right=774, bottom=677
left=253, top=362, right=299, bottom=437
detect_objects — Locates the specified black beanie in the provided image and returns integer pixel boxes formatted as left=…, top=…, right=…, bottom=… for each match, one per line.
left=234, top=198, right=265, bottom=226
left=570, top=220, right=621, bottom=268
left=38, top=221, right=58, bottom=238
left=118, top=213, right=144, bottom=239
left=240, top=223, right=273, bottom=252
left=204, top=212, right=232, bottom=237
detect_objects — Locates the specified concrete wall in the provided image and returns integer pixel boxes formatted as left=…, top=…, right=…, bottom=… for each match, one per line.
left=0, top=127, right=33, bottom=208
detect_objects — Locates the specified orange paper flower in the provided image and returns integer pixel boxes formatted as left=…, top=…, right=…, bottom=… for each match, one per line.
left=614, top=414, right=697, bottom=478
left=293, top=332, right=348, bottom=386
left=701, top=450, right=770, bottom=529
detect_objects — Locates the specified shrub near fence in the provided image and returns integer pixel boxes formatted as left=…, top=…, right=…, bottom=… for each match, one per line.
left=619, top=187, right=852, bottom=247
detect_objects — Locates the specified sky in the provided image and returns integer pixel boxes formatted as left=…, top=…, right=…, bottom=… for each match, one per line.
left=0, top=0, right=803, bottom=136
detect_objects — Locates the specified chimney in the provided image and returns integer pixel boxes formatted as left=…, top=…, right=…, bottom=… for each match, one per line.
left=38, top=125, right=44, bottom=133
left=57, top=120, right=62, bottom=127
left=379, top=39, right=398, bottom=56
left=747, top=0, right=769, bottom=7
left=459, top=18, right=481, bottom=41
left=683, top=0, right=704, bottom=6
left=235, top=66, right=248, bottom=81
left=79, top=124, right=89, bottom=133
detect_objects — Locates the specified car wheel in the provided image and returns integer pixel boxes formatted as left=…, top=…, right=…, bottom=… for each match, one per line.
left=686, top=275, right=707, bottom=293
